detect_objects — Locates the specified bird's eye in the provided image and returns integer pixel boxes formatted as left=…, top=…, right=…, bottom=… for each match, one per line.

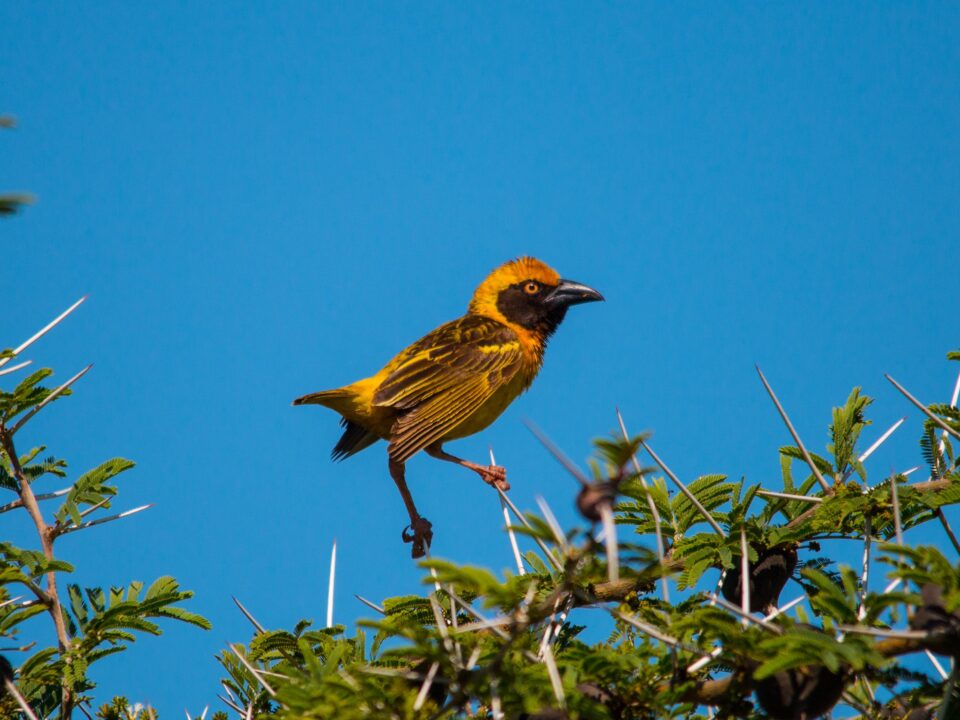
left=523, top=281, right=540, bottom=295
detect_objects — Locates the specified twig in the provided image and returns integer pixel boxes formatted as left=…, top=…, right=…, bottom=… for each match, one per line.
left=327, top=538, right=337, bottom=628
left=0, top=296, right=87, bottom=369
left=755, top=366, right=831, bottom=493
left=885, top=374, right=960, bottom=441
left=617, top=409, right=669, bottom=601
left=640, top=439, right=726, bottom=536
left=491, top=447, right=524, bottom=575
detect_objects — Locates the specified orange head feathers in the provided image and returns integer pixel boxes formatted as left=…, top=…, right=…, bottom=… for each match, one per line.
left=468, top=256, right=604, bottom=344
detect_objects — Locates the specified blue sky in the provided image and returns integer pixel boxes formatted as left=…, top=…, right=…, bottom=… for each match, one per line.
left=2, top=2, right=959, bottom=713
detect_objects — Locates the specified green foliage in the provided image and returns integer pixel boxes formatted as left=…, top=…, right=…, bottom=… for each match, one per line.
left=1, top=318, right=209, bottom=718
left=207, top=361, right=960, bottom=720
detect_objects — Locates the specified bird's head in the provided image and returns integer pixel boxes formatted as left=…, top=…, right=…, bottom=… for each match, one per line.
left=468, top=257, right=604, bottom=338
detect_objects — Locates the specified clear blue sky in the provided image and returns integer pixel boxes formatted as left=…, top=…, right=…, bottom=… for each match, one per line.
left=3, top=2, right=958, bottom=713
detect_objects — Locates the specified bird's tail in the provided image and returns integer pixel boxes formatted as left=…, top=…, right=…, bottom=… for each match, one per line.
left=292, top=387, right=356, bottom=414
left=293, top=385, right=381, bottom=460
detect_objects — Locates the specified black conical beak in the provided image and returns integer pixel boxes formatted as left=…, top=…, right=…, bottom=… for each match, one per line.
left=544, top=279, right=605, bottom=309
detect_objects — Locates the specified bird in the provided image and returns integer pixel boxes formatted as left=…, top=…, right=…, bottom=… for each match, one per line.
left=294, top=256, right=603, bottom=558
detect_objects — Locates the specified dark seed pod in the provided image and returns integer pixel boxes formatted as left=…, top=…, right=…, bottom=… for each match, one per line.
left=0, top=655, right=12, bottom=698
left=754, top=664, right=846, bottom=720
left=576, top=481, right=619, bottom=524
left=909, top=583, right=960, bottom=658
left=722, top=544, right=798, bottom=612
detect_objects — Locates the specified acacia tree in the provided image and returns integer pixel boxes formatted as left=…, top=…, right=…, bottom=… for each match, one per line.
left=214, top=357, right=960, bottom=720
left=1, top=117, right=210, bottom=719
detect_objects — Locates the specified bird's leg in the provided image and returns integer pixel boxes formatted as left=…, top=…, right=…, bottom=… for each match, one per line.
left=425, top=443, right=510, bottom=491
left=389, top=458, right=433, bottom=558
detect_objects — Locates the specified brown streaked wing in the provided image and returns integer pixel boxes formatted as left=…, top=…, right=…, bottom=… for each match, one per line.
left=372, top=316, right=523, bottom=462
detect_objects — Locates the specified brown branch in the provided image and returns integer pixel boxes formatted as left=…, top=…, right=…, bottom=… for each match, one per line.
left=0, top=426, right=74, bottom=717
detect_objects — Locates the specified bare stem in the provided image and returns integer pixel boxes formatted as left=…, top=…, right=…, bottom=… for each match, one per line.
left=0, top=427, right=73, bottom=717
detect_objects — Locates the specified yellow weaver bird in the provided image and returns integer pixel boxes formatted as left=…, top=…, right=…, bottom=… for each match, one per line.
left=294, top=257, right=603, bottom=557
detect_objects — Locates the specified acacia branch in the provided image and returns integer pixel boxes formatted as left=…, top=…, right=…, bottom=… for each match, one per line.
left=0, top=425, right=74, bottom=717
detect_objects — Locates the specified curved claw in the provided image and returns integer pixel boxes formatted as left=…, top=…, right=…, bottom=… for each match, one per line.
left=402, top=517, right=434, bottom=559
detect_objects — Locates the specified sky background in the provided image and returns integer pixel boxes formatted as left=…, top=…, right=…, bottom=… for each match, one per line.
left=2, top=2, right=959, bottom=713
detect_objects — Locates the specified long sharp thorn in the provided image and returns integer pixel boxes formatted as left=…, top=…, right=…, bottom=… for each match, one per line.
left=926, top=649, right=949, bottom=680
left=837, top=625, right=929, bottom=640
left=0, top=359, right=32, bottom=377
left=938, top=369, right=960, bottom=455
left=614, top=610, right=682, bottom=646
left=227, top=643, right=276, bottom=696
left=740, top=526, right=750, bottom=625
left=59, top=504, right=152, bottom=534
left=935, top=508, right=960, bottom=555
left=617, top=409, right=669, bottom=601
left=688, top=596, right=804, bottom=672
left=600, top=503, right=619, bottom=583
left=4, top=679, right=40, bottom=720
left=497, top=487, right=563, bottom=571
left=232, top=596, right=266, bottom=634
left=885, top=374, right=960, bottom=441
left=524, top=419, right=591, bottom=486
left=536, top=495, right=567, bottom=549
left=217, top=696, right=243, bottom=715
left=856, top=417, right=906, bottom=468
left=755, top=366, right=832, bottom=493
left=354, top=594, right=385, bottom=615
left=713, top=596, right=783, bottom=634
left=0, top=295, right=87, bottom=369
left=640, top=439, right=726, bottom=536
left=491, top=447, right=525, bottom=575
left=540, top=642, right=566, bottom=708
left=412, top=661, right=439, bottom=711
left=890, top=477, right=904, bottom=548
left=11, top=364, right=93, bottom=434
left=757, top=489, right=822, bottom=503
left=326, top=538, right=337, bottom=628
left=857, top=516, right=872, bottom=621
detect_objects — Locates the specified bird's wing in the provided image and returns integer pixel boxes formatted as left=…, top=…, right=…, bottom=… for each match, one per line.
left=372, top=316, right=524, bottom=463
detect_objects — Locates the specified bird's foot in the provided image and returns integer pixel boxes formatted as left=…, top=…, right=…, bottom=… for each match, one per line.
left=479, top=465, right=510, bottom=492
left=402, top=516, right=434, bottom=559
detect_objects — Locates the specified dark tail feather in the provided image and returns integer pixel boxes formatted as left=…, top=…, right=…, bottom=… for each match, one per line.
left=332, top=419, right=379, bottom=461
